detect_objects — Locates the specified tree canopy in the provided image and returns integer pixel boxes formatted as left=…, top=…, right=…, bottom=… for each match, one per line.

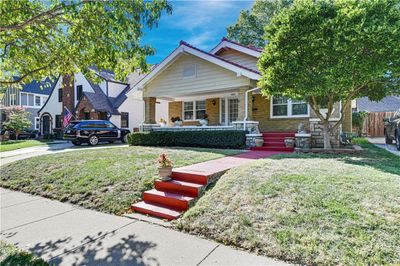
left=226, top=0, right=292, bottom=47
left=3, top=107, right=32, bottom=139
left=258, top=0, right=400, bottom=148
left=0, top=0, right=172, bottom=86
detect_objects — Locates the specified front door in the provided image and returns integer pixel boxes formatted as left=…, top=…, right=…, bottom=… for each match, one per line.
left=220, top=98, right=239, bottom=125
left=42, top=115, right=51, bottom=134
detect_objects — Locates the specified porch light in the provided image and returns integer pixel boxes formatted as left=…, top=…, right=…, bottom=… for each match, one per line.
left=212, top=99, right=216, bottom=106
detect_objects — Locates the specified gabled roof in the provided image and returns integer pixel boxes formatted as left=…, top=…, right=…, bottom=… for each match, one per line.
left=210, top=37, right=263, bottom=58
left=37, top=75, right=62, bottom=114
left=112, top=84, right=131, bottom=108
left=130, top=40, right=261, bottom=92
left=83, top=79, right=120, bottom=115
left=357, top=96, right=400, bottom=112
left=20, top=77, right=55, bottom=95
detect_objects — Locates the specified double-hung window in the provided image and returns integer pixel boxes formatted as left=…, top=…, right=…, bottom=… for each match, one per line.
left=183, top=100, right=206, bottom=120
left=271, top=96, right=308, bottom=118
left=121, top=112, right=129, bottom=128
left=35, top=96, right=41, bottom=107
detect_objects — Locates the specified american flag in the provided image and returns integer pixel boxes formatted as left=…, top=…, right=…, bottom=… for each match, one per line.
left=63, top=107, right=73, bottom=127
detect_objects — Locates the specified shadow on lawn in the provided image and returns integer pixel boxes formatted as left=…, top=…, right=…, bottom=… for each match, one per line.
left=267, top=142, right=400, bottom=177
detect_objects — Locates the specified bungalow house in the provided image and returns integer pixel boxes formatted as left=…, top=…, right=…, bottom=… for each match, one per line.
left=37, top=70, right=167, bottom=135
left=129, top=38, right=352, bottom=148
left=1, top=78, right=54, bottom=131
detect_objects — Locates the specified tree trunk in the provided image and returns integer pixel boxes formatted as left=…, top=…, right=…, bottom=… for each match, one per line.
left=322, top=122, right=332, bottom=149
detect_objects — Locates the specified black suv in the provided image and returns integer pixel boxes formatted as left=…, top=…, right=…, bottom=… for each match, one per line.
left=384, top=109, right=400, bottom=150
left=64, top=120, right=130, bottom=146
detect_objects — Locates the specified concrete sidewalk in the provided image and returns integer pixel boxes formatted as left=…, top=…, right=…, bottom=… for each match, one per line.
left=367, top=137, right=400, bottom=156
left=0, top=188, right=288, bottom=265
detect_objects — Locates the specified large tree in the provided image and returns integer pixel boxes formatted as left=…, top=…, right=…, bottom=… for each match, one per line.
left=3, top=107, right=32, bottom=139
left=226, top=0, right=292, bottom=47
left=0, top=0, right=171, bottom=86
left=258, top=0, right=400, bottom=149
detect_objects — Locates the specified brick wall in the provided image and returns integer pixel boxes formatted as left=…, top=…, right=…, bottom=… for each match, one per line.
left=252, top=94, right=310, bottom=132
left=168, top=99, right=221, bottom=126
left=205, top=98, right=219, bottom=125
left=62, top=75, right=74, bottom=127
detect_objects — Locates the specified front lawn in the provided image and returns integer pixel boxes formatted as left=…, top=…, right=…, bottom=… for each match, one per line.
left=0, top=140, right=53, bottom=153
left=177, top=140, right=400, bottom=265
left=0, top=146, right=240, bottom=215
left=0, top=241, right=48, bottom=266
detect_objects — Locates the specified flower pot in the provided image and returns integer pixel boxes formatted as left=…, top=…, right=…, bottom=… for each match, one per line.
left=254, top=138, right=264, bottom=147
left=199, top=119, right=208, bottom=126
left=284, top=137, right=295, bottom=148
left=158, top=167, right=172, bottom=181
left=159, top=122, right=167, bottom=127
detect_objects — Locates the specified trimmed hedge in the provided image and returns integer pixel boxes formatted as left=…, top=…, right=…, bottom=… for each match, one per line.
left=127, top=130, right=246, bottom=149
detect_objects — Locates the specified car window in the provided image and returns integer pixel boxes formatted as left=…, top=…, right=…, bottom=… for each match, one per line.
left=104, top=121, right=116, bottom=128
left=66, top=122, right=80, bottom=129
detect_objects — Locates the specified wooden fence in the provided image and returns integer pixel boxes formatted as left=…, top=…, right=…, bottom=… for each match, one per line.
left=361, top=112, right=394, bottom=137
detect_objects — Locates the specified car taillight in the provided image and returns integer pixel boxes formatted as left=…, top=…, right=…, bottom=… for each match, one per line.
left=76, top=130, right=81, bottom=137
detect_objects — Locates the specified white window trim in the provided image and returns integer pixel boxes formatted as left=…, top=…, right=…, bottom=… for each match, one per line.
left=270, top=96, right=310, bottom=119
left=20, top=92, right=47, bottom=108
left=34, top=117, right=40, bottom=130
left=219, top=96, right=239, bottom=125
left=182, top=64, right=197, bottom=79
left=182, top=100, right=206, bottom=121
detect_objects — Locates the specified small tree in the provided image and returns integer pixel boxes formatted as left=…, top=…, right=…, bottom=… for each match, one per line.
left=352, top=111, right=369, bottom=137
left=258, top=0, right=400, bottom=149
left=3, top=108, right=32, bottom=139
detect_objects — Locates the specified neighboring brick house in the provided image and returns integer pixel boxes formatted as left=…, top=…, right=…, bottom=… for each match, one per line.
left=129, top=38, right=353, bottom=148
left=37, top=70, right=167, bottom=135
left=1, top=78, right=54, bottom=131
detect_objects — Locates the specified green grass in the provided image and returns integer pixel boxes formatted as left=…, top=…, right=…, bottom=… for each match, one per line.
left=0, top=146, right=240, bottom=215
left=0, top=140, right=53, bottom=152
left=177, top=140, right=400, bottom=265
left=0, top=241, right=48, bottom=266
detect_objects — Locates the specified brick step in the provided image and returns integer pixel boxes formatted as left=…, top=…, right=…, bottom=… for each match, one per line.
left=131, top=201, right=183, bottom=220
left=143, top=189, right=194, bottom=211
left=154, top=179, right=204, bottom=197
left=171, top=171, right=208, bottom=185
left=251, top=146, right=294, bottom=152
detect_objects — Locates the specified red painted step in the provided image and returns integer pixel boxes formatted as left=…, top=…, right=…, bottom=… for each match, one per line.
left=263, top=141, right=286, bottom=147
left=171, top=171, right=208, bottom=185
left=154, top=179, right=204, bottom=197
left=143, top=189, right=194, bottom=210
left=131, top=201, right=183, bottom=220
left=251, top=146, right=294, bottom=152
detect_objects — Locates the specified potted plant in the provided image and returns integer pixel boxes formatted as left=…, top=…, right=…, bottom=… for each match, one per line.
left=199, top=114, right=209, bottom=126
left=157, top=153, right=173, bottom=181
left=159, top=118, right=167, bottom=127
left=171, top=116, right=183, bottom=126
left=284, top=137, right=295, bottom=148
left=254, top=138, right=264, bottom=147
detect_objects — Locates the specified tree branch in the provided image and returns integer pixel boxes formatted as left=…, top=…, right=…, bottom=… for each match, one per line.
left=0, top=61, right=55, bottom=85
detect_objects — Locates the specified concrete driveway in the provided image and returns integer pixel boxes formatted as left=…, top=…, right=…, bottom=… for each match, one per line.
left=367, top=137, right=400, bottom=156
left=0, top=141, right=128, bottom=165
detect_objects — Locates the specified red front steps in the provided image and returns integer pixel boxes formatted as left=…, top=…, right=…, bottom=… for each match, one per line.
left=131, top=170, right=209, bottom=220
left=251, top=132, right=296, bottom=152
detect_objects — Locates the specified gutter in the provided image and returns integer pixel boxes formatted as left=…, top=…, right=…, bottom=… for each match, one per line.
left=244, top=87, right=259, bottom=131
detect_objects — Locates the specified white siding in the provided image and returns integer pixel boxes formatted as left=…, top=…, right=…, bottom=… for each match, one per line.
left=37, top=77, right=63, bottom=130
left=144, top=54, right=251, bottom=97
left=218, top=49, right=258, bottom=71
left=74, top=73, right=95, bottom=105
left=108, top=82, right=128, bottom=98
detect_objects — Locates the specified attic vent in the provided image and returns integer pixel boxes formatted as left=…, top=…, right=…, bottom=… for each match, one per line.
left=182, top=64, right=197, bottom=77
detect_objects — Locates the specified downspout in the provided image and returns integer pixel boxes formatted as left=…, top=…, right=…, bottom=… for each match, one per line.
left=244, top=87, right=259, bottom=131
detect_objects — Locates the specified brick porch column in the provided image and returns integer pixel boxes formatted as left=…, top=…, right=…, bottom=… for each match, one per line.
left=144, top=97, right=156, bottom=124
left=238, top=87, right=253, bottom=121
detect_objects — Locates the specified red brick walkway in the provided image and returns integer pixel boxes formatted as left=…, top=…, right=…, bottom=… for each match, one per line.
left=132, top=150, right=289, bottom=220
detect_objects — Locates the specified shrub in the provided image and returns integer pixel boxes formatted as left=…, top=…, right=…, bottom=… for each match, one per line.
left=128, top=130, right=246, bottom=149
left=352, top=111, right=369, bottom=136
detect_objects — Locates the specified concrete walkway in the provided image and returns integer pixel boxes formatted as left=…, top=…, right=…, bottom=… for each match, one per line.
left=367, top=137, right=400, bottom=156
left=1, top=188, right=288, bottom=265
left=0, top=141, right=128, bottom=165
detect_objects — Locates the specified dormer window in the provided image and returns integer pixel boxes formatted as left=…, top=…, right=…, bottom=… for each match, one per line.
left=182, top=64, right=197, bottom=78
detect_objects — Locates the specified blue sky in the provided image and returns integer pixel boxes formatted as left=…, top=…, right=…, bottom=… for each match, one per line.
left=142, top=0, right=254, bottom=64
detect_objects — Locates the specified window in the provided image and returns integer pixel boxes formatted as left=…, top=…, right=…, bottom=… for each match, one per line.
left=121, top=112, right=129, bottom=128
left=55, top=115, right=61, bottom=128
left=35, top=117, right=40, bottom=130
left=183, top=100, right=206, bottom=120
left=35, top=96, right=41, bottom=106
left=9, top=93, right=16, bottom=106
left=28, top=94, right=34, bottom=106
left=221, top=99, right=226, bottom=124
left=228, top=99, right=239, bottom=123
left=271, top=96, right=308, bottom=117
left=77, top=85, right=83, bottom=100
left=58, top=88, right=63, bottom=102
left=105, top=121, right=116, bottom=128
left=21, top=93, right=28, bottom=106
left=182, top=64, right=196, bottom=78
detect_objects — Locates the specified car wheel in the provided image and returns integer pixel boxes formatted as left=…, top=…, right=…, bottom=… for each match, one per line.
left=88, top=135, right=99, bottom=146
left=122, top=134, right=128, bottom=143
left=385, top=133, right=392, bottom=144
left=72, top=141, right=81, bottom=146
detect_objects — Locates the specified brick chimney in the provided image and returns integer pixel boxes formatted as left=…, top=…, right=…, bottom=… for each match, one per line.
left=62, top=75, right=75, bottom=127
